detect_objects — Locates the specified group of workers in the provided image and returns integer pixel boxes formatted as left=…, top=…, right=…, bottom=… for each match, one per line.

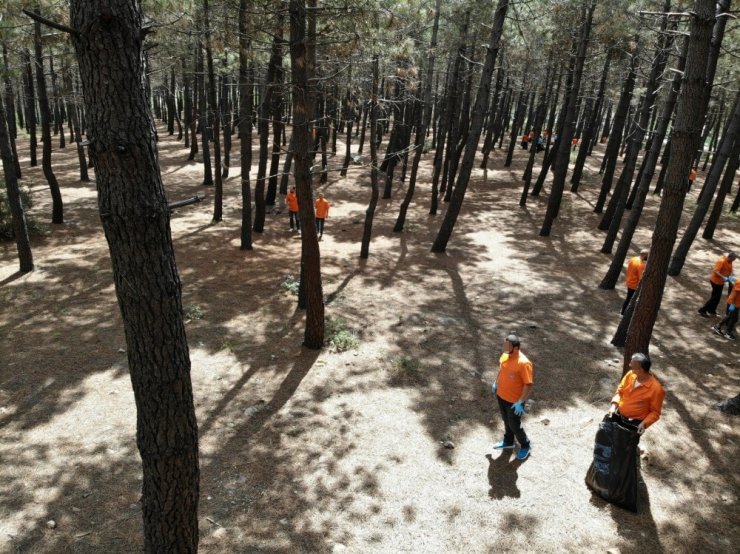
left=623, top=249, right=738, bottom=339
left=284, top=186, right=330, bottom=239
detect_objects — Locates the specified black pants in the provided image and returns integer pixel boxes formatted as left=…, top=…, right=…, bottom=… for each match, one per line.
left=289, top=211, right=300, bottom=230
left=496, top=396, right=530, bottom=448
left=700, top=281, right=724, bottom=314
left=622, top=288, right=636, bottom=315
left=316, top=218, right=325, bottom=236
left=717, top=309, right=738, bottom=334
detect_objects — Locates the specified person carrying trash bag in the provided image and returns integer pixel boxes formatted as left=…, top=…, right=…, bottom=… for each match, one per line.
left=586, top=353, right=665, bottom=511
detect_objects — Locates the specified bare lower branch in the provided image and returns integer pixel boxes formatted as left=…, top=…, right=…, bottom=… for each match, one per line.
left=22, top=9, right=80, bottom=38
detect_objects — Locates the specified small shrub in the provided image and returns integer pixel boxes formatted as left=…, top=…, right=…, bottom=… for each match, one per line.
left=326, top=317, right=359, bottom=352
left=0, top=186, right=38, bottom=240
left=393, top=355, right=420, bottom=373
left=281, top=274, right=300, bottom=295
left=183, top=303, right=204, bottom=320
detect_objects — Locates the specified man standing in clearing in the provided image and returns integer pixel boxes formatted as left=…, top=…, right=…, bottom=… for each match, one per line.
left=285, top=186, right=300, bottom=232
left=315, top=192, right=329, bottom=239
left=492, top=334, right=533, bottom=461
left=622, top=249, right=648, bottom=315
left=608, top=353, right=665, bottom=436
left=698, top=251, right=736, bottom=317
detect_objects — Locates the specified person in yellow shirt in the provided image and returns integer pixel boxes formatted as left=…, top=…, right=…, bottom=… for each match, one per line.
left=314, top=192, right=330, bottom=238
left=698, top=251, right=736, bottom=317
left=608, top=353, right=665, bottom=435
left=622, top=249, right=648, bottom=315
left=492, top=333, right=533, bottom=460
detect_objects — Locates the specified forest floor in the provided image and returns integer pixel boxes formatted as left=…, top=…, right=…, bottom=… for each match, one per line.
left=1, top=127, right=739, bottom=554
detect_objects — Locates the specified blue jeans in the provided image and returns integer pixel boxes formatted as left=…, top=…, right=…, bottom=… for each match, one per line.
left=496, top=396, right=530, bottom=448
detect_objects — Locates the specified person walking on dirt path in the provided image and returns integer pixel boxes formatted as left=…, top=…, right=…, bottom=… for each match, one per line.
left=315, top=192, right=329, bottom=239
left=713, top=278, right=740, bottom=340
left=698, top=251, right=736, bottom=318
left=286, top=186, right=300, bottom=232
left=608, top=353, right=665, bottom=436
left=622, top=250, right=648, bottom=315
left=492, top=334, right=533, bottom=461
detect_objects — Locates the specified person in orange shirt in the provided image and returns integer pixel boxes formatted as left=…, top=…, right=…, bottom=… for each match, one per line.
left=285, top=186, right=300, bottom=232
left=621, top=249, right=648, bottom=315
left=314, top=192, right=329, bottom=238
left=520, top=133, right=530, bottom=150
left=687, top=167, right=697, bottom=190
left=608, top=353, right=665, bottom=435
left=571, top=136, right=579, bottom=150
left=698, top=251, right=736, bottom=317
left=492, top=333, right=533, bottom=461
left=713, top=278, right=740, bottom=340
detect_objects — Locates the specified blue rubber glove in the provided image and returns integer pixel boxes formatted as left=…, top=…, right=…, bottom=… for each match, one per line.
left=729, top=276, right=736, bottom=285
left=512, top=401, right=526, bottom=416
left=492, top=382, right=498, bottom=394
left=729, top=304, right=736, bottom=312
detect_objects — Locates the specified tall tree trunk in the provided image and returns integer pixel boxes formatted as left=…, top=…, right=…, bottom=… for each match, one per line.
left=394, top=0, right=441, bottom=232
left=703, top=137, right=740, bottom=239
left=539, top=0, right=594, bottom=237
left=2, top=44, right=22, bottom=178
left=198, top=45, right=213, bottom=186
left=669, top=89, right=739, bottom=274
left=265, top=15, right=284, bottom=206
left=70, top=1, right=199, bottom=550
left=0, top=92, right=34, bottom=272
left=290, top=0, right=324, bottom=349
left=594, top=48, right=638, bottom=213
left=599, top=35, right=688, bottom=290
left=431, top=0, right=509, bottom=253
left=22, top=49, right=37, bottom=167
left=239, top=0, right=253, bottom=250
left=33, top=12, right=63, bottom=224
left=623, top=0, right=716, bottom=368
left=203, top=0, right=223, bottom=222
left=361, top=56, right=380, bottom=259
left=64, top=60, right=89, bottom=181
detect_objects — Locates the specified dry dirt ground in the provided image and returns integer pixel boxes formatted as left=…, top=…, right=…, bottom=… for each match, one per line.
left=1, top=126, right=738, bottom=554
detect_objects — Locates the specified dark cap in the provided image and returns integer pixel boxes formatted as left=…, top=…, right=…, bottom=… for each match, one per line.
left=506, top=333, right=520, bottom=346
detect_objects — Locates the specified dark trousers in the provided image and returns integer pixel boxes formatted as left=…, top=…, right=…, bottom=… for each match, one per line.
left=700, top=281, right=724, bottom=314
left=496, top=396, right=530, bottom=448
left=622, top=288, right=636, bottom=315
left=316, top=218, right=325, bottom=236
left=718, top=309, right=738, bottom=334
left=289, top=211, right=300, bottom=230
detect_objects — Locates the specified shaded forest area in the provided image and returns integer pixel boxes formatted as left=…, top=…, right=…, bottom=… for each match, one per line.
left=1, top=0, right=738, bottom=552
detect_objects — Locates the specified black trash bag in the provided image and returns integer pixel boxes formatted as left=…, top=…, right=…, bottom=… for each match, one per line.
left=585, top=416, right=640, bottom=512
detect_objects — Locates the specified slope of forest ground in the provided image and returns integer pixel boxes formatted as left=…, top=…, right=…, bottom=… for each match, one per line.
left=1, top=128, right=738, bottom=553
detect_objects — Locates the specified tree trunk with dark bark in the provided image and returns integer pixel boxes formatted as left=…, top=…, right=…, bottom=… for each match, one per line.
left=70, top=1, right=200, bottom=550
left=0, top=92, right=34, bottom=272
left=623, top=0, right=716, bottom=368
left=239, top=0, right=253, bottom=250
left=289, top=0, right=324, bottom=349
left=33, top=13, right=63, bottom=224
left=22, top=49, right=37, bottom=167
left=431, top=0, right=509, bottom=253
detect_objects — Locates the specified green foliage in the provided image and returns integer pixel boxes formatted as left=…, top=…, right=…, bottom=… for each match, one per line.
left=393, top=354, right=420, bottom=373
left=326, top=317, right=359, bottom=352
left=0, top=185, right=38, bottom=240
left=182, top=303, right=204, bottom=320
left=281, top=274, right=300, bottom=295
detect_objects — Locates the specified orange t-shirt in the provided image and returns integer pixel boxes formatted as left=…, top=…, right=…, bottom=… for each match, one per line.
left=496, top=351, right=534, bottom=403
left=315, top=198, right=329, bottom=219
left=571, top=137, right=579, bottom=145
left=521, top=134, right=530, bottom=143
left=689, top=168, right=697, bottom=181
left=286, top=192, right=299, bottom=212
left=709, top=256, right=733, bottom=286
left=625, top=256, right=646, bottom=290
left=612, top=371, right=665, bottom=428
left=727, top=281, right=740, bottom=308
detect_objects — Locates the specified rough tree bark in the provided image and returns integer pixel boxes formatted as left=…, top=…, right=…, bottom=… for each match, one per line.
left=239, top=0, right=253, bottom=250
left=290, top=0, right=324, bottom=349
left=70, top=1, right=200, bottom=550
left=623, top=0, right=716, bottom=369
left=431, top=0, right=509, bottom=253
